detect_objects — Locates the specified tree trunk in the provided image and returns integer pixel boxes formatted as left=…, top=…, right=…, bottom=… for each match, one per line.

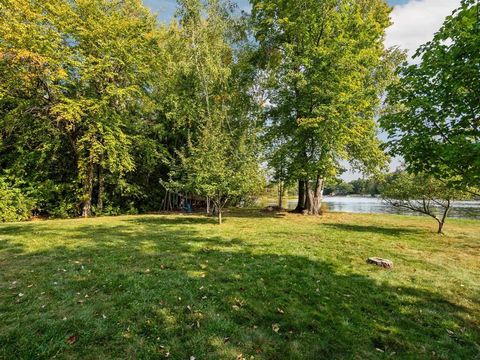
left=437, top=201, right=450, bottom=234
left=82, top=162, right=94, bottom=218
left=437, top=221, right=445, bottom=234
left=97, top=166, right=104, bottom=213
left=218, top=209, right=222, bottom=225
left=294, top=180, right=306, bottom=212
left=206, top=196, right=210, bottom=215
left=305, top=176, right=324, bottom=215
left=304, top=180, right=311, bottom=212
left=278, top=181, right=284, bottom=209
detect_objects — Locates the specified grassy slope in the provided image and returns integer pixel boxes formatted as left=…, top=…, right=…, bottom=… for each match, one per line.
left=0, top=210, right=479, bottom=359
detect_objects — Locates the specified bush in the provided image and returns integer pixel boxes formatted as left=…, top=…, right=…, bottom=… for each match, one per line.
left=0, top=178, right=33, bottom=222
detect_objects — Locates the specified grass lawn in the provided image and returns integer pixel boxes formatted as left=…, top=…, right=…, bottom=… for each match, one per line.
left=0, top=210, right=479, bottom=359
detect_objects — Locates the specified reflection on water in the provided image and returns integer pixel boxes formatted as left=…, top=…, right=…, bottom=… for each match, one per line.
left=268, top=196, right=480, bottom=220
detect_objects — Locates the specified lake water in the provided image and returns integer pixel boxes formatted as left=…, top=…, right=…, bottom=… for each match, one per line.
left=268, top=196, right=480, bottom=220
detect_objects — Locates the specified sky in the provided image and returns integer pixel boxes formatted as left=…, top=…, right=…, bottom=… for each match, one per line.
left=144, top=0, right=462, bottom=180
left=145, top=0, right=461, bottom=59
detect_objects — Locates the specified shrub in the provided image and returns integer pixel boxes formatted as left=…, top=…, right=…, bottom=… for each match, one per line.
left=0, top=178, right=33, bottom=222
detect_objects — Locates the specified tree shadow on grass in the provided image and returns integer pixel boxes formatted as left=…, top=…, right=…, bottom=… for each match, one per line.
left=130, top=215, right=218, bottom=226
left=321, top=223, right=426, bottom=237
left=0, top=217, right=478, bottom=360
left=225, top=208, right=287, bottom=219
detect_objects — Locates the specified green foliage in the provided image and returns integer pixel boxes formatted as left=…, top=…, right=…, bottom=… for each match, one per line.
left=350, top=178, right=382, bottom=196
left=167, top=0, right=264, bottom=223
left=1, top=0, right=475, bottom=222
left=0, top=0, right=180, bottom=218
left=251, top=0, right=401, bottom=213
left=323, top=179, right=354, bottom=196
left=381, top=0, right=480, bottom=193
left=381, top=171, right=470, bottom=233
left=0, top=178, right=33, bottom=222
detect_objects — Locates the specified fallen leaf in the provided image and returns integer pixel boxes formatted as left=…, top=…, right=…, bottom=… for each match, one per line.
left=272, top=323, right=280, bottom=333
left=276, top=308, right=284, bottom=314
left=66, top=335, right=78, bottom=345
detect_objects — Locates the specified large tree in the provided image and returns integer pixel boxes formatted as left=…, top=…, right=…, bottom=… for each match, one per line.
left=251, top=0, right=399, bottom=214
left=0, top=0, right=164, bottom=216
left=381, top=0, right=480, bottom=194
left=167, top=0, right=264, bottom=223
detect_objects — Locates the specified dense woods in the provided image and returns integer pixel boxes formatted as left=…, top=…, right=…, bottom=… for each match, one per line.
left=0, top=0, right=263, bottom=222
left=0, top=0, right=478, bottom=223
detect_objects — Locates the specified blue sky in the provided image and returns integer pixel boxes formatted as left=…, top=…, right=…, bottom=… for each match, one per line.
left=145, top=0, right=410, bottom=21
left=144, top=0, right=459, bottom=58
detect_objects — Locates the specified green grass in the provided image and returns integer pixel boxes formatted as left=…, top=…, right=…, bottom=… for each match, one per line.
left=0, top=210, right=479, bottom=359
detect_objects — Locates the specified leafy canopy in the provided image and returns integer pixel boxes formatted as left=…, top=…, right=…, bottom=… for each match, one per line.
left=381, top=0, right=480, bottom=193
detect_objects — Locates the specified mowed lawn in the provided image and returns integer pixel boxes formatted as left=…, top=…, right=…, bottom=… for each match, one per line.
left=0, top=210, right=479, bottom=359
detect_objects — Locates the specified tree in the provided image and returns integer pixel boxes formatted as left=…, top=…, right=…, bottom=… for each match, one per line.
left=176, top=120, right=263, bottom=224
left=381, top=172, right=470, bottom=234
left=168, top=0, right=264, bottom=224
left=251, top=0, right=400, bottom=215
left=381, top=0, right=480, bottom=194
left=0, top=0, right=163, bottom=217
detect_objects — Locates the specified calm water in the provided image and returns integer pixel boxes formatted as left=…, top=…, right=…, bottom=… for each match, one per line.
left=268, top=196, right=480, bottom=220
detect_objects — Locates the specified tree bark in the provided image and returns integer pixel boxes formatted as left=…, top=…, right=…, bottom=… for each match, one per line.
left=437, top=221, right=445, bottom=234
left=278, top=181, right=284, bottom=209
left=218, top=209, right=222, bottom=224
left=437, top=200, right=450, bottom=234
left=97, top=166, right=104, bottom=213
left=82, top=162, right=94, bottom=218
left=206, top=196, right=210, bottom=215
left=305, top=176, right=324, bottom=215
left=294, top=179, right=306, bottom=212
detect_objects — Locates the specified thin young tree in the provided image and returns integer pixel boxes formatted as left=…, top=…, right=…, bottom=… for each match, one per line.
left=382, top=172, right=470, bottom=234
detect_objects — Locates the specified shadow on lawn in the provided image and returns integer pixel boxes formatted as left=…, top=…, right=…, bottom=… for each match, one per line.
left=0, top=216, right=478, bottom=360
left=225, top=208, right=287, bottom=219
left=321, top=223, right=425, bottom=236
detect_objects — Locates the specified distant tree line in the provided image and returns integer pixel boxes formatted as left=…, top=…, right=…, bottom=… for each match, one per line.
left=323, top=179, right=382, bottom=197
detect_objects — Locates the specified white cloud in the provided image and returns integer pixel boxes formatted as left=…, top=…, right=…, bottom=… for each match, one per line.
left=385, top=0, right=461, bottom=59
